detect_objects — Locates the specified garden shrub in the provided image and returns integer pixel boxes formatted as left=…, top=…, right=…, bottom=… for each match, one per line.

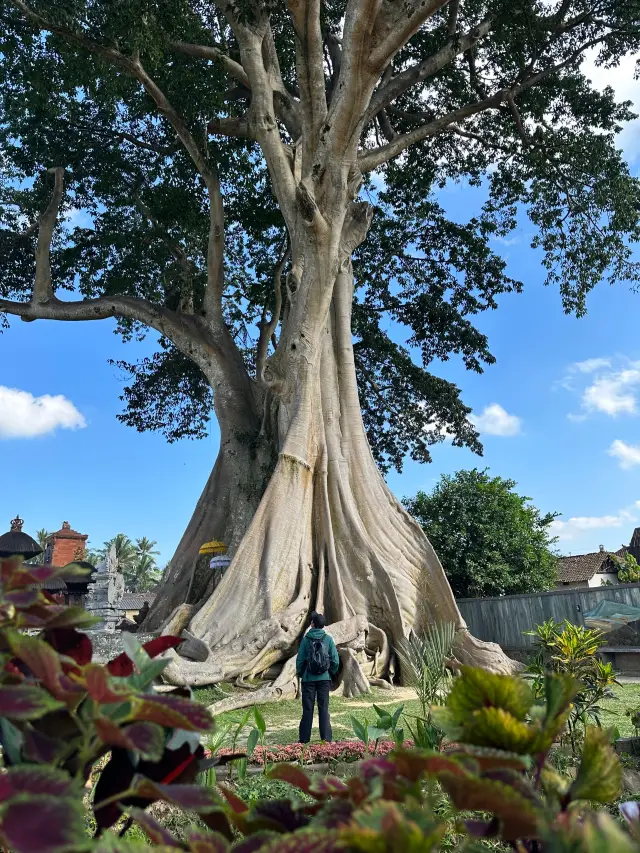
left=1, top=555, right=639, bottom=852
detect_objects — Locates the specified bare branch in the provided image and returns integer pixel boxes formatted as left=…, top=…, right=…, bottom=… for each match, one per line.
left=366, top=18, right=493, bottom=123
left=171, top=40, right=250, bottom=87
left=33, top=167, right=64, bottom=305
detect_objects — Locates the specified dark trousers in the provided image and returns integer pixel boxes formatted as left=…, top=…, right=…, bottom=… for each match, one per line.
left=299, top=680, right=332, bottom=743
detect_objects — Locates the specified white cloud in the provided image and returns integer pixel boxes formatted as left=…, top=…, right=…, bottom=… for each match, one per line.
left=570, top=357, right=612, bottom=374
left=470, top=403, right=522, bottom=436
left=559, top=357, right=640, bottom=418
left=551, top=501, right=640, bottom=541
left=0, top=386, right=86, bottom=439
left=609, top=439, right=640, bottom=469
left=582, top=365, right=640, bottom=416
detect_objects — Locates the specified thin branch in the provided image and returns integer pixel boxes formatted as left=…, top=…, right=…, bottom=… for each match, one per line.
left=257, top=241, right=290, bottom=384
left=447, top=0, right=461, bottom=36
left=34, top=167, right=64, bottom=304
left=366, top=18, right=493, bottom=123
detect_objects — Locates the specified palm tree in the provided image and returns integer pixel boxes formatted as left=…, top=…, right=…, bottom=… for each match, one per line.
left=26, top=528, right=50, bottom=565
left=127, top=553, right=161, bottom=593
left=98, top=534, right=137, bottom=572
left=135, top=537, right=160, bottom=562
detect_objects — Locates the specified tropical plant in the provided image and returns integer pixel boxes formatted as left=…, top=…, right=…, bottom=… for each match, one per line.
left=25, top=528, right=50, bottom=565
left=404, top=470, right=559, bottom=598
left=614, top=553, right=640, bottom=584
left=527, top=619, right=619, bottom=752
left=98, top=533, right=137, bottom=572
left=396, top=622, right=457, bottom=749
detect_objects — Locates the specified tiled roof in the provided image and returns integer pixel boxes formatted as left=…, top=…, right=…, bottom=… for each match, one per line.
left=557, top=551, right=618, bottom=583
left=121, top=592, right=156, bottom=610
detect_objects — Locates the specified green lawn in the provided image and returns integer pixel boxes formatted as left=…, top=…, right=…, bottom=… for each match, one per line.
left=194, top=680, right=640, bottom=745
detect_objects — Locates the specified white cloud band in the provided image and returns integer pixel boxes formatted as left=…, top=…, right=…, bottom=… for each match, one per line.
left=0, top=386, right=86, bottom=439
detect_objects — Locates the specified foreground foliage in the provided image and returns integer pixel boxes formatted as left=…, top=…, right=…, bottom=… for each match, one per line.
left=2, top=555, right=640, bottom=853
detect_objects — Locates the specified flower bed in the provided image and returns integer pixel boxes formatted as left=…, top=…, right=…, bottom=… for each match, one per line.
left=216, top=739, right=414, bottom=766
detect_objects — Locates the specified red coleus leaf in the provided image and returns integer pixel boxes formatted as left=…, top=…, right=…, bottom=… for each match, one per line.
left=83, top=664, right=132, bottom=703
left=4, top=631, right=82, bottom=703
left=106, top=652, right=134, bottom=677
left=127, top=807, right=182, bottom=847
left=267, top=764, right=312, bottom=793
left=95, top=718, right=165, bottom=762
left=4, top=588, right=45, bottom=609
left=0, top=684, right=64, bottom=721
left=187, top=831, right=230, bottom=853
left=129, top=775, right=222, bottom=812
left=0, top=765, right=79, bottom=799
left=217, top=784, right=249, bottom=814
left=0, top=794, right=86, bottom=853
left=131, top=694, right=213, bottom=731
left=43, top=628, right=93, bottom=666
left=309, top=776, right=350, bottom=798
left=22, top=729, right=68, bottom=765
left=142, top=635, right=184, bottom=658
left=239, top=830, right=344, bottom=852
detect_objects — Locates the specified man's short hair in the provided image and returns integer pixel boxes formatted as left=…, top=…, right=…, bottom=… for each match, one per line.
left=311, top=611, right=325, bottom=629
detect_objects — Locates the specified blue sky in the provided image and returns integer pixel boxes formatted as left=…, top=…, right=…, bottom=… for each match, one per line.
left=1, top=56, right=639, bottom=566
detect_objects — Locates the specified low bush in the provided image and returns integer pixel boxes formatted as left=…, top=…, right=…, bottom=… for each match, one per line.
left=215, top=739, right=415, bottom=766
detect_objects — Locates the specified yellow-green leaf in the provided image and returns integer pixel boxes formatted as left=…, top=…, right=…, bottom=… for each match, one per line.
left=570, top=727, right=621, bottom=804
left=447, top=666, right=534, bottom=723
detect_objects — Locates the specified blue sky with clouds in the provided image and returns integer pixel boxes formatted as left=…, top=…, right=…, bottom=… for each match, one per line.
left=1, top=55, right=640, bottom=566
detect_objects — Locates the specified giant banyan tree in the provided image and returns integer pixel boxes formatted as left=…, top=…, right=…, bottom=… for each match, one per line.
left=1, top=0, right=639, bottom=696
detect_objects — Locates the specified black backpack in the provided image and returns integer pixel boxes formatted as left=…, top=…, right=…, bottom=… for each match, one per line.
left=306, top=635, right=330, bottom=675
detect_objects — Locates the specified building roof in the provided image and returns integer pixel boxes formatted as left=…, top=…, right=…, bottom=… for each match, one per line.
left=0, top=516, right=43, bottom=560
left=121, top=592, right=156, bottom=610
left=557, top=550, right=620, bottom=583
left=47, top=521, right=88, bottom=542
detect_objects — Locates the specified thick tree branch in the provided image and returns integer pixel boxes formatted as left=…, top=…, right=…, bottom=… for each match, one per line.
left=221, top=4, right=297, bottom=228
left=366, top=18, right=493, bottom=124
left=171, top=40, right=250, bottom=87
left=207, top=115, right=252, bottom=138
left=359, top=33, right=611, bottom=172
left=370, top=0, right=451, bottom=71
left=359, top=92, right=506, bottom=171
left=287, top=0, right=327, bottom=169
left=34, top=167, right=64, bottom=305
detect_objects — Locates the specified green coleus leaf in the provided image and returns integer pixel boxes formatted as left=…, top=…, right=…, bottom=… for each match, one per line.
left=0, top=793, right=86, bottom=853
left=0, top=684, right=64, bottom=720
left=570, top=726, right=621, bottom=803
left=447, top=666, right=534, bottom=723
left=461, top=707, right=538, bottom=754
left=453, top=745, right=532, bottom=772
left=438, top=772, right=541, bottom=841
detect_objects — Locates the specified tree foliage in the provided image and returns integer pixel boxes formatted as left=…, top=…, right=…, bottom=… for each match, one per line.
left=0, top=0, right=638, bottom=472
left=94, top=534, right=161, bottom=592
left=404, top=468, right=559, bottom=597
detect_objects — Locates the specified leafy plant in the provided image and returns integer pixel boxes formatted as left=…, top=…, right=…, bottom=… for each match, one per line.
left=351, top=705, right=405, bottom=754
left=526, top=619, right=619, bottom=752
left=396, top=622, right=457, bottom=751
left=613, top=553, right=640, bottom=584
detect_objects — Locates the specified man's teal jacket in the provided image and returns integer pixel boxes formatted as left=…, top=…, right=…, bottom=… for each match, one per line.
left=296, top=628, right=340, bottom=682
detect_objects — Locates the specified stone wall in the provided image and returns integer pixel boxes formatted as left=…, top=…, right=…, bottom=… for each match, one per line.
left=89, top=631, right=155, bottom=663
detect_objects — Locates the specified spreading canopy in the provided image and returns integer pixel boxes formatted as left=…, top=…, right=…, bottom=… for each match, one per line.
left=1, top=0, right=638, bottom=472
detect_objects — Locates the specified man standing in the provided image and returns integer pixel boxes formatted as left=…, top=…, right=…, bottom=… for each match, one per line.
left=296, top=612, right=340, bottom=743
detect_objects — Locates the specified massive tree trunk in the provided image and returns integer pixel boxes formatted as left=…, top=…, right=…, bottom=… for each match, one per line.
left=157, top=233, right=515, bottom=687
